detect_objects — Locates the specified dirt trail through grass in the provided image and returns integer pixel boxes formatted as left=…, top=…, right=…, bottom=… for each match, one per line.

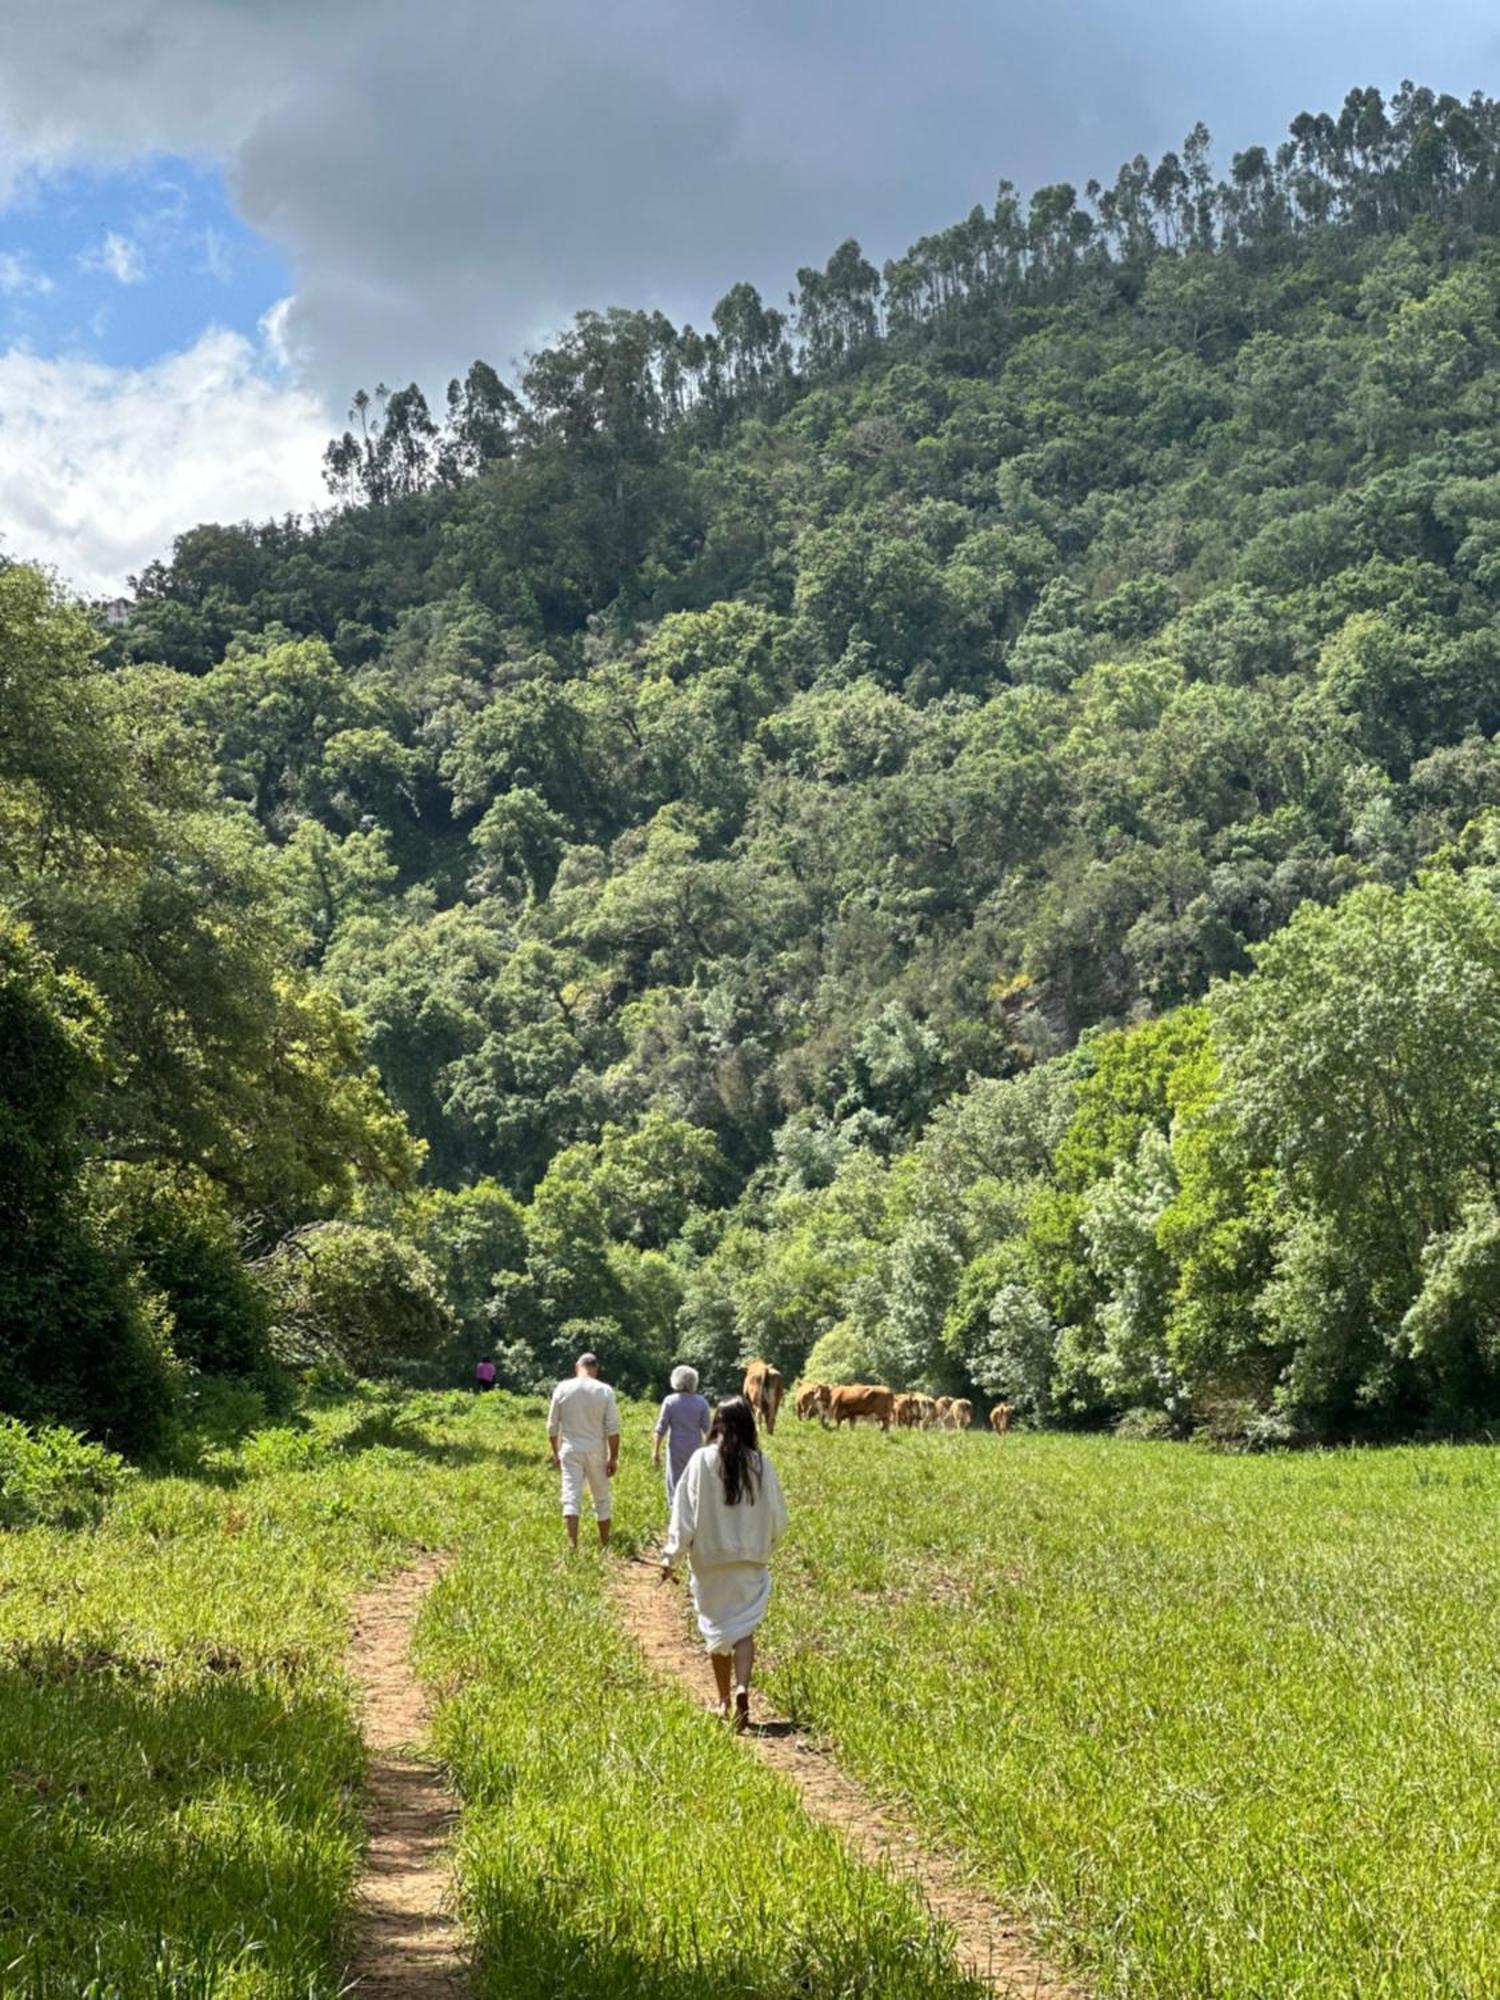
left=346, top=1557, right=464, bottom=1995
left=612, top=1557, right=1085, bottom=1999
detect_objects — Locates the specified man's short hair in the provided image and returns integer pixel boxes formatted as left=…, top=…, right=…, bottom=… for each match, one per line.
left=577, top=1352, right=599, bottom=1370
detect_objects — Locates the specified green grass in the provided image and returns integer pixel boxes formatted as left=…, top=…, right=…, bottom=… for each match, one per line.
left=0, top=1388, right=983, bottom=1997
left=10, top=1387, right=1500, bottom=1997
left=759, top=1422, right=1500, bottom=1999
left=0, top=1387, right=480, bottom=1997
left=423, top=1510, right=985, bottom=1997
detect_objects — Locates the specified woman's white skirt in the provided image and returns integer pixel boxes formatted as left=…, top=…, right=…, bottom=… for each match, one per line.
left=689, top=1559, right=772, bottom=1654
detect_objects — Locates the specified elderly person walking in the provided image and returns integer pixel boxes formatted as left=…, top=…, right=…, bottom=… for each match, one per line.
left=546, top=1352, right=622, bottom=1549
left=652, top=1365, right=711, bottom=1504
left=660, top=1396, right=788, bottom=1730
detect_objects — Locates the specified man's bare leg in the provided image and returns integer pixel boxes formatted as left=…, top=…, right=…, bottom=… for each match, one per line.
left=564, top=1513, right=580, bottom=1549
left=597, top=1516, right=612, bottom=1546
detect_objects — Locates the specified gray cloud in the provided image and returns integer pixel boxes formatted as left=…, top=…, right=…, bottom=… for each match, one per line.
left=4, top=0, right=1500, bottom=409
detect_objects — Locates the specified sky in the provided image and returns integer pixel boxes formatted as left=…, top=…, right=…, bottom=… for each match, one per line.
left=3, top=0, right=1499, bottom=597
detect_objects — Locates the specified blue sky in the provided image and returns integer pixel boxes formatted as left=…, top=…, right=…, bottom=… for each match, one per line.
left=1, top=157, right=287, bottom=369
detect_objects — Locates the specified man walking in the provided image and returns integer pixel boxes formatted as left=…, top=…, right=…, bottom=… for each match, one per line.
left=546, top=1352, right=622, bottom=1548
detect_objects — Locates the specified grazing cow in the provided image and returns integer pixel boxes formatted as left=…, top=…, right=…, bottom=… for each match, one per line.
left=794, top=1380, right=831, bottom=1422
left=950, top=1398, right=974, bottom=1430
left=743, top=1359, right=785, bottom=1434
left=989, top=1402, right=1013, bottom=1436
left=912, top=1394, right=938, bottom=1429
left=827, top=1383, right=896, bottom=1432
left=892, top=1392, right=919, bottom=1429
left=933, top=1396, right=955, bottom=1429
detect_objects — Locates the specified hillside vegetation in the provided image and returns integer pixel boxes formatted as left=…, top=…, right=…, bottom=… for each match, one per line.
left=10, top=80, right=1500, bottom=1442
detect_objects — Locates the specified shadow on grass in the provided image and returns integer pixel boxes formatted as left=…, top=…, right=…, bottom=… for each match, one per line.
left=466, top=1890, right=975, bottom=2000
left=334, top=1413, right=492, bottom=1464
left=0, top=1656, right=360, bottom=1991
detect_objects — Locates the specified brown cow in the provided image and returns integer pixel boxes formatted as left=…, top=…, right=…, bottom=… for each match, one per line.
left=989, top=1403, right=1013, bottom=1436
left=742, top=1359, right=785, bottom=1434
left=892, top=1392, right=920, bottom=1429
left=912, top=1393, right=938, bottom=1429
left=950, top=1398, right=974, bottom=1430
left=794, top=1380, right=831, bottom=1422
left=933, top=1396, right=955, bottom=1429
left=828, top=1383, right=896, bottom=1431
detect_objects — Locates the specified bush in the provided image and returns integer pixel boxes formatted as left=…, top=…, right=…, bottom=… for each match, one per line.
left=261, top=1221, right=453, bottom=1374
left=0, top=1418, right=132, bottom=1529
left=802, top=1320, right=880, bottom=1384
left=178, top=1375, right=269, bottom=1450
left=97, top=1166, right=290, bottom=1408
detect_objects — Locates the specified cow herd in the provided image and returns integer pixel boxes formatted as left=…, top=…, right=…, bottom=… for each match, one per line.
left=741, top=1361, right=1013, bottom=1439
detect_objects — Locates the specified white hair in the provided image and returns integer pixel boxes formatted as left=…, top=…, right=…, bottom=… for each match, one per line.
left=670, top=1365, right=699, bottom=1394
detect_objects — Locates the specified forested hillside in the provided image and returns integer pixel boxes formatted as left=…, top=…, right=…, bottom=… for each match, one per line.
left=12, top=80, right=1500, bottom=1446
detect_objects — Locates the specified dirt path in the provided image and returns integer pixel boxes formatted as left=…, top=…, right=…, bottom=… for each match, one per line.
left=612, top=1559, right=1086, bottom=1999
left=345, top=1557, right=464, bottom=1995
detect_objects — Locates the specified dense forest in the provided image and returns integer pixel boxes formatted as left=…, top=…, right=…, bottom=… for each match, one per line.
left=10, top=79, right=1500, bottom=1450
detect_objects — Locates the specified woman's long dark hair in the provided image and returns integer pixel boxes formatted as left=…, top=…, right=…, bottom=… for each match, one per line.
left=708, top=1396, right=761, bottom=1506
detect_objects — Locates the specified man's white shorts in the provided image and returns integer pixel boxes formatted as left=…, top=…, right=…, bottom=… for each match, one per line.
left=559, top=1448, right=612, bottom=1521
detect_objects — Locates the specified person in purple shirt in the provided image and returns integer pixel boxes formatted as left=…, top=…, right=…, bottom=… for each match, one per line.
left=652, top=1366, right=711, bottom=1503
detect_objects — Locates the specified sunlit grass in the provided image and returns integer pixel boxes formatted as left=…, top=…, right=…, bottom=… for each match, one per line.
left=7, top=1386, right=1497, bottom=1996
left=760, top=1422, right=1500, bottom=1998
left=0, top=1389, right=984, bottom=1996
left=0, top=1386, right=483, bottom=1996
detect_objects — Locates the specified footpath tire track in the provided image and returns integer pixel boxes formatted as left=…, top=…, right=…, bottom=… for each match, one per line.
left=345, top=1556, right=464, bottom=1995
left=612, top=1557, right=1086, bottom=2000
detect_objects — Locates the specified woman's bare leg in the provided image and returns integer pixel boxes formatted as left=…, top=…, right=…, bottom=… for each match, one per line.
left=710, top=1649, right=733, bottom=1715
left=731, top=1636, right=755, bottom=1728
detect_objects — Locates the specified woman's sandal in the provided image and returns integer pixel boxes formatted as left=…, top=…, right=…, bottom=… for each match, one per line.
left=733, top=1686, right=751, bottom=1733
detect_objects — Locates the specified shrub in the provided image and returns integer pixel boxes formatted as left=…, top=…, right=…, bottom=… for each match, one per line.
left=802, top=1320, right=880, bottom=1384
left=96, top=1165, right=290, bottom=1408
left=0, top=1418, right=131, bottom=1529
left=261, top=1221, right=452, bottom=1374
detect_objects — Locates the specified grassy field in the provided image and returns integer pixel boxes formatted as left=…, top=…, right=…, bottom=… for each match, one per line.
left=759, top=1420, right=1500, bottom=1999
left=4, top=1387, right=1500, bottom=1995
left=0, top=1388, right=980, bottom=1998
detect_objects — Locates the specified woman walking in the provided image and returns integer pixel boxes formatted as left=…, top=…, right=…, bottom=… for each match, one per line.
left=652, top=1365, right=711, bottom=1504
left=660, top=1396, right=788, bottom=1730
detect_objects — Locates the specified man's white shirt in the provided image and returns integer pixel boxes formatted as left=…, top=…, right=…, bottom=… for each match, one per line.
left=548, top=1375, right=622, bottom=1456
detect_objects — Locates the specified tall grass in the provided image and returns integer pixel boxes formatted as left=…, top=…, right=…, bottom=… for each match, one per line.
left=11, top=1385, right=1496, bottom=1996
left=423, top=1425, right=986, bottom=1999
left=761, top=1424, right=1500, bottom=1998
left=0, top=1389, right=985, bottom=1996
left=0, top=1388, right=488, bottom=1995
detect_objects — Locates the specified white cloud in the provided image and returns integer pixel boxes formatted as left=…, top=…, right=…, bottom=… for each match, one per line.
left=0, top=251, right=52, bottom=296
left=259, top=295, right=299, bottom=372
left=80, top=229, right=145, bottom=284
left=0, top=325, right=330, bottom=597
left=200, top=224, right=232, bottom=283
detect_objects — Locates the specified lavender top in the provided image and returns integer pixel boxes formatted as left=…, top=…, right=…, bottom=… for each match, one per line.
left=654, top=1392, right=711, bottom=1471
